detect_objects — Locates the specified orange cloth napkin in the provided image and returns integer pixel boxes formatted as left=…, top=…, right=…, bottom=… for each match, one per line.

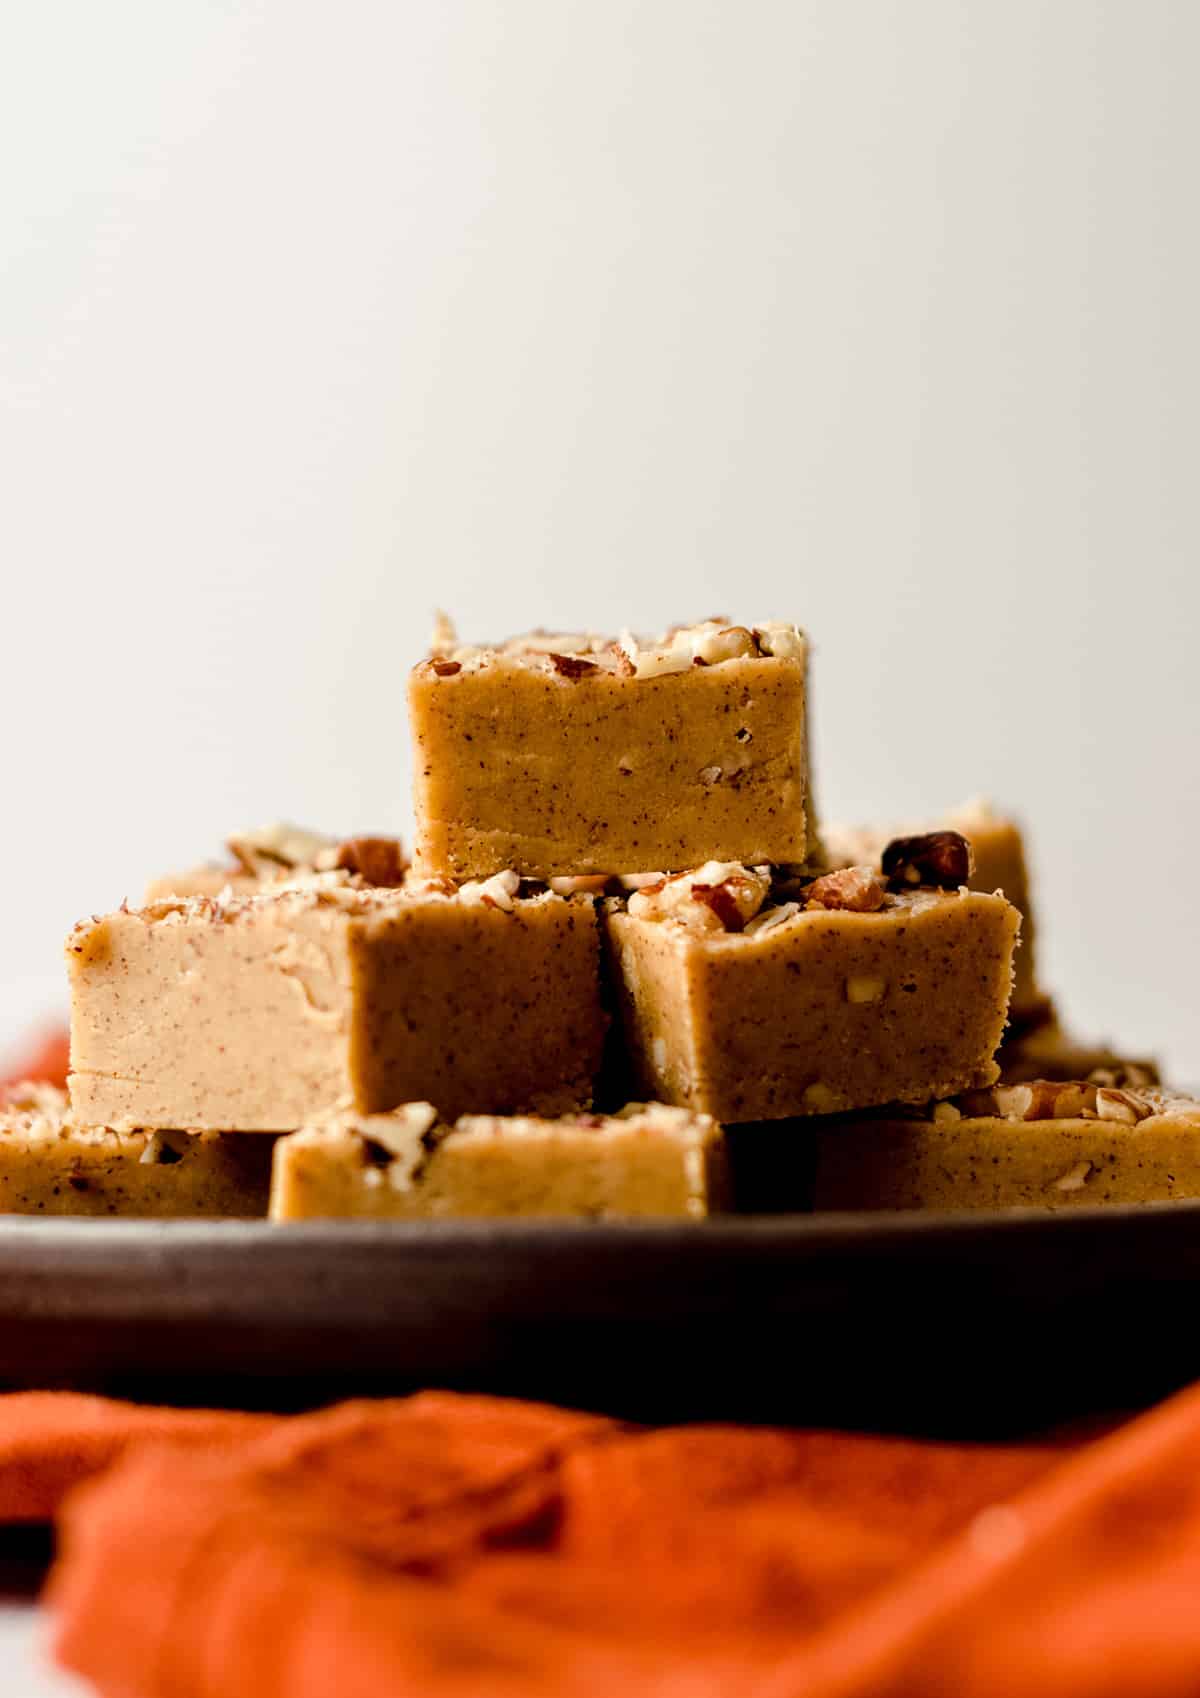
left=0, top=1382, right=1189, bottom=1698
left=0, top=1025, right=69, bottom=1100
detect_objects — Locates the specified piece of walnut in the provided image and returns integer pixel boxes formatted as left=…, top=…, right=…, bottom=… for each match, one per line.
left=881, top=830, right=974, bottom=891
left=803, top=866, right=887, bottom=913
left=335, top=836, right=407, bottom=887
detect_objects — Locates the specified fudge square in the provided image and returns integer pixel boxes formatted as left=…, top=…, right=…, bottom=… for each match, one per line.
left=605, top=840, right=1019, bottom=1123
left=270, top=1101, right=729, bottom=1221
left=0, top=1084, right=271, bottom=1217
left=409, top=617, right=809, bottom=881
left=825, top=799, right=1044, bottom=1022
left=67, top=870, right=607, bottom=1131
left=812, top=1080, right=1200, bottom=1213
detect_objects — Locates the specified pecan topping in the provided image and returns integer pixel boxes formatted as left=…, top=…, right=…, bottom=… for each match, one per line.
left=548, top=652, right=599, bottom=679
left=431, top=659, right=461, bottom=677
left=954, top=1078, right=1155, bottom=1124
left=335, top=836, right=406, bottom=887
left=690, top=882, right=747, bottom=932
left=881, top=830, right=974, bottom=891
left=803, top=866, right=886, bottom=913
left=602, top=643, right=636, bottom=677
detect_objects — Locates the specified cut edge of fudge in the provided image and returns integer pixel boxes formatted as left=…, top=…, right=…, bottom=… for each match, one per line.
left=67, top=869, right=608, bottom=1131
left=269, top=1100, right=729, bottom=1222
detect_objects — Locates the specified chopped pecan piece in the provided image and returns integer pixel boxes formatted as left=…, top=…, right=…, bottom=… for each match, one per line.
left=431, top=659, right=462, bottom=677
left=881, top=830, right=974, bottom=891
left=803, top=866, right=886, bottom=913
left=690, top=882, right=747, bottom=932
left=335, top=836, right=406, bottom=887
left=548, top=652, right=599, bottom=679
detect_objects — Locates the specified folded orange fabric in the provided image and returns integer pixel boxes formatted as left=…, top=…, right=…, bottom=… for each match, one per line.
left=0, top=1382, right=1183, bottom=1697
left=0, top=1023, right=69, bottom=1100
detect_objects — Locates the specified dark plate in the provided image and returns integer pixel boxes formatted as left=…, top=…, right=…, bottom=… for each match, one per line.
left=0, top=1204, right=1197, bottom=1435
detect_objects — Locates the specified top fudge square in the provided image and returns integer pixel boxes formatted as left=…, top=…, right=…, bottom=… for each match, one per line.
left=409, top=618, right=810, bottom=881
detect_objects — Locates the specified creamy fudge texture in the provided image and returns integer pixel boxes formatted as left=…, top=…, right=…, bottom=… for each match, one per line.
left=145, top=825, right=404, bottom=902
left=605, top=852, right=1019, bottom=1122
left=812, top=1080, right=1200, bottom=1212
left=409, top=618, right=809, bottom=881
left=0, top=1084, right=271, bottom=1217
left=825, top=800, right=1044, bottom=1020
left=68, top=871, right=606, bottom=1131
left=270, top=1101, right=728, bottom=1221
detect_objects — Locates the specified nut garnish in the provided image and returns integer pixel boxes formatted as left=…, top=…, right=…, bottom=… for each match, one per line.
left=952, top=1078, right=1156, bottom=1125
left=431, top=659, right=462, bottom=678
left=548, top=652, right=599, bottom=679
left=618, top=871, right=666, bottom=891
left=690, top=881, right=747, bottom=932
left=430, top=618, right=805, bottom=678
left=227, top=823, right=340, bottom=878
left=803, top=866, right=887, bottom=913
left=881, top=830, right=974, bottom=891
left=627, top=862, right=770, bottom=932
left=1095, top=1088, right=1141, bottom=1124
left=1052, top=1161, right=1093, bottom=1193
left=743, top=901, right=801, bottom=936
left=752, top=623, right=806, bottom=661
left=691, top=625, right=757, bottom=665
left=458, top=869, right=521, bottom=912
left=335, top=836, right=406, bottom=887
left=992, top=1084, right=1036, bottom=1120
left=354, top=1104, right=442, bottom=1191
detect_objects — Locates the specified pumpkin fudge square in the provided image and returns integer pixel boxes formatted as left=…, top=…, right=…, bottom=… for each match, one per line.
left=410, top=617, right=809, bottom=881
left=812, top=1080, right=1200, bottom=1212
left=271, top=1102, right=728, bottom=1222
left=605, top=832, right=1019, bottom=1123
left=67, top=869, right=606, bottom=1131
left=825, top=799, right=1046, bottom=1023
left=0, top=1084, right=271, bottom=1217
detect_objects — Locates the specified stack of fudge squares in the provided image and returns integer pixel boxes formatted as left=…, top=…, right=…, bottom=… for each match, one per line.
left=4, top=615, right=1196, bottom=1221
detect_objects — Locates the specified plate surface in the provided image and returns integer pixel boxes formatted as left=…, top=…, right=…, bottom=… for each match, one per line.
left=0, top=1204, right=1196, bottom=1434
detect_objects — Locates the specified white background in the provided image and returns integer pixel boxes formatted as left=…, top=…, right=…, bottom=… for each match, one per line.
left=2, top=0, right=1198, bottom=1090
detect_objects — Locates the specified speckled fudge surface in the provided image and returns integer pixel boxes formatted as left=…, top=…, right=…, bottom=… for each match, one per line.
left=604, top=846, right=1019, bottom=1123
left=270, top=1101, right=728, bottom=1221
left=812, top=1079, right=1200, bottom=1212
left=824, top=799, right=1045, bottom=1021
left=409, top=618, right=809, bottom=881
left=67, top=870, right=606, bottom=1132
left=0, top=1083, right=271, bottom=1217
